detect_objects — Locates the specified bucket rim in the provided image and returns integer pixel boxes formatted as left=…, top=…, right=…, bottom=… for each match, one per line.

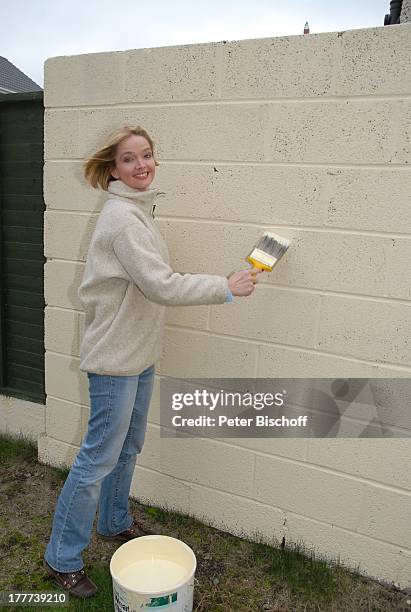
left=110, top=534, right=197, bottom=596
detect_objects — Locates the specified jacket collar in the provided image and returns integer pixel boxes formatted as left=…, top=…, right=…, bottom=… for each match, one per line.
left=107, top=179, right=161, bottom=212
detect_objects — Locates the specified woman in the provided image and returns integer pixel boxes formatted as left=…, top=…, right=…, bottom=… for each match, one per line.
left=43, top=125, right=260, bottom=597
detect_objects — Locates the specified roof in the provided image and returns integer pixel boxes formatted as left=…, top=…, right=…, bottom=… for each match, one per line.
left=0, top=56, right=42, bottom=93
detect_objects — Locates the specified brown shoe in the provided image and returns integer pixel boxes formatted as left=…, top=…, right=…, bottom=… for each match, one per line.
left=97, top=521, right=155, bottom=542
left=43, top=559, right=98, bottom=598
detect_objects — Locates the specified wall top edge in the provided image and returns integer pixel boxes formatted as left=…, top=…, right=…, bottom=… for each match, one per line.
left=43, top=23, right=411, bottom=67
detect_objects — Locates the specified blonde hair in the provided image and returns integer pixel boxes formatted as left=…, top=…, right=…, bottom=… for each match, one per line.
left=84, top=125, right=159, bottom=190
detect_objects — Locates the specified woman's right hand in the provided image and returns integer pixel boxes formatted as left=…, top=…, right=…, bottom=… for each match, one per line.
left=228, top=269, right=262, bottom=296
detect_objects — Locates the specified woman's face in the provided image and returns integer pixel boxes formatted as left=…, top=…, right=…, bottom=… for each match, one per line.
left=111, top=135, right=156, bottom=190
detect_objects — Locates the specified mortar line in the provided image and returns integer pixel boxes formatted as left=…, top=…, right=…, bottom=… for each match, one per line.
left=165, top=322, right=411, bottom=367
left=170, top=278, right=411, bottom=304
left=45, top=326, right=411, bottom=372
left=45, top=157, right=411, bottom=169
left=45, top=372, right=162, bottom=409
left=44, top=216, right=411, bottom=239
left=140, top=470, right=411, bottom=554
left=313, top=294, right=324, bottom=351
left=46, top=93, right=411, bottom=111
left=147, top=422, right=411, bottom=498
left=163, top=326, right=411, bottom=371
left=45, top=259, right=411, bottom=305
left=39, top=411, right=411, bottom=502
left=46, top=274, right=411, bottom=304
left=159, top=216, right=411, bottom=239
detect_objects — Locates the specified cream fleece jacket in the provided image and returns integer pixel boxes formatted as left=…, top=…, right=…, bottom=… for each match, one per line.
left=78, top=179, right=230, bottom=375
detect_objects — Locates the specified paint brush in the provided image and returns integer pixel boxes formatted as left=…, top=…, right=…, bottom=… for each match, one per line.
left=246, top=232, right=291, bottom=272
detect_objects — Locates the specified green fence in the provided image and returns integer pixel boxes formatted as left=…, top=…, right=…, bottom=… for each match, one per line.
left=0, top=91, right=45, bottom=403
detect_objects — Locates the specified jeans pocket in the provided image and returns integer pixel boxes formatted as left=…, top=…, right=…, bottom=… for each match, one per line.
left=88, top=373, right=114, bottom=398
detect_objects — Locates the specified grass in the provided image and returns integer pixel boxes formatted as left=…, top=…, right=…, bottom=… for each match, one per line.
left=0, top=433, right=408, bottom=612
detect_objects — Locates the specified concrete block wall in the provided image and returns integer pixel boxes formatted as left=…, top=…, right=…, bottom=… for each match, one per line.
left=39, top=24, right=411, bottom=588
left=401, top=0, right=411, bottom=23
left=0, top=396, right=45, bottom=442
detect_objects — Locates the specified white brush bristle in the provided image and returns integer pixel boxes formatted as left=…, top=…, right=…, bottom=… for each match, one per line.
left=246, top=232, right=290, bottom=269
left=253, top=232, right=290, bottom=258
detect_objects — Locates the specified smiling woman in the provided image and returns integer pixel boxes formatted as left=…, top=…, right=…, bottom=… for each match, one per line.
left=111, top=135, right=157, bottom=190
left=42, top=124, right=260, bottom=598
left=83, top=125, right=160, bottom=191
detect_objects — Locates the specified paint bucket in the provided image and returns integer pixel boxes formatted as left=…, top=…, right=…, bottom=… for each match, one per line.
left=110, top=535, right=197, bottom=611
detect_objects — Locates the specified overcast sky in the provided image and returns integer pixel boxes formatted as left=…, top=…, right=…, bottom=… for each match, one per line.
left=4, top=0, right=391, bottom=88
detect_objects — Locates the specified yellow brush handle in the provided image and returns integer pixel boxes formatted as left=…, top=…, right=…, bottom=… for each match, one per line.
left=247, top=256, right=272, bottom=272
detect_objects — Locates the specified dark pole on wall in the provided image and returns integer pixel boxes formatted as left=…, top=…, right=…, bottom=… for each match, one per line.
left=384, top=0, right=403, bottom=24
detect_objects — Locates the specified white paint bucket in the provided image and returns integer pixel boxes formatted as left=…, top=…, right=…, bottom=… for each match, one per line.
left=110, top=535, right=197, bottom=611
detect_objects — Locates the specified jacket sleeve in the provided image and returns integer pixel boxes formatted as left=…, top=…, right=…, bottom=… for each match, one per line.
left=112, top=223, right=230, bottom=306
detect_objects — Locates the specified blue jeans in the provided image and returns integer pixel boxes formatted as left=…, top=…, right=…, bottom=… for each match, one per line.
left=44, top=365, right=155, bottom=572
